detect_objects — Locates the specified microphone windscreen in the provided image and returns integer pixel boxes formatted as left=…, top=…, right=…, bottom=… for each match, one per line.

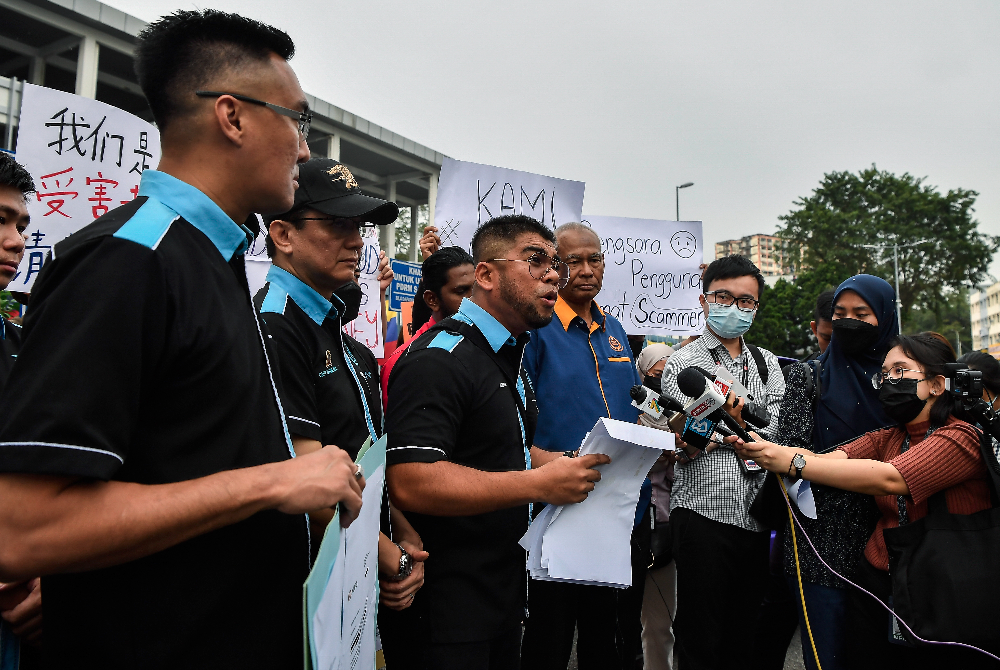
left=677, top=367, right=708, bottom=398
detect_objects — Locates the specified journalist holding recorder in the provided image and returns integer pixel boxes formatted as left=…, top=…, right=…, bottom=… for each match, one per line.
left=727, top=331, right=991, bottom=668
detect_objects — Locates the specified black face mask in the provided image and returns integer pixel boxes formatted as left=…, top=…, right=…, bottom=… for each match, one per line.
left=878, top=378, right=927, bottom=424
left=643, top=375, right=662, bottom=393
left=334, top=282, right=363, bottom=323
left=832, top=318, right=880, bottom=357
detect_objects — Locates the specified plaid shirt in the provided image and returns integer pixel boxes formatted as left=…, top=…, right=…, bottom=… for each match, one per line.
left=661, top=329, right=785, bottom=532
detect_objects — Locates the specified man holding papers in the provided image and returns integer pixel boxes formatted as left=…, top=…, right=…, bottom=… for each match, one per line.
left=520, top=222, right=650, bottom=670
left=386, top=215, right=609, bottom=670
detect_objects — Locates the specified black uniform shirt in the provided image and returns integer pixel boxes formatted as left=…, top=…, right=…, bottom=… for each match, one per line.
left=385, top=298, right=537, bottom=644
left=255, top=264, right=382, bottom=458
left=0, top=316, right=21, bottom=394
left=0, top=170, right=308, bottom=669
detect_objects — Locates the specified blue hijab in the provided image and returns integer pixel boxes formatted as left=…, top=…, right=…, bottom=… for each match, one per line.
left=814, top=274, right=898, bottom=451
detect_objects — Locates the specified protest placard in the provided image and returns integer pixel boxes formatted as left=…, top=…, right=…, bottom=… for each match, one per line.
left=433, top=157, right=585, bottom=252
left=583, top=215, right=705, bottom=337
left=341, top=232, right=384, bottom=358
left=10, top=83, right=161, bottom=291
left=388, top=259, right=421, bottom=311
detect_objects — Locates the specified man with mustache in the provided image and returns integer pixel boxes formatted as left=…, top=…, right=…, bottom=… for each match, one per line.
left=386, top=214, right=611, bottom=669
left=519, top=222, right=649, bottom=670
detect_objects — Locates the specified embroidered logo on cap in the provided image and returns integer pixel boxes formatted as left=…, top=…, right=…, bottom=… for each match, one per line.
left=609, top=335, right=624, bottom=352
left=325, top=164, right=359, bottom=190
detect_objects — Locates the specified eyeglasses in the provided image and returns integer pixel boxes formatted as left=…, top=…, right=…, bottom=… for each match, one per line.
left=491, top=253, right=570, bottom=288
left=705, top=290, right=759, bottom=312
left=289, top=216, right=377, bottom=236
left=871, top=366, right=928, bottom=389
left=195, top=91, right=313, bottom=140
left=564, top=253, right=605, bottom=272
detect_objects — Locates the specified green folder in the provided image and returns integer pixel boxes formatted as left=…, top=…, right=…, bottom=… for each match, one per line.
left=303, top=434, right=387, bottom=670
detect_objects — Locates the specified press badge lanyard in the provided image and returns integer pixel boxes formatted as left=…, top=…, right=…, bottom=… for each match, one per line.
left=339, top=330, right=379, bottom=442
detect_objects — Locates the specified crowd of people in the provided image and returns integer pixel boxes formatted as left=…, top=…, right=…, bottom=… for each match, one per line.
left=0, top=8, right=997, bottom=670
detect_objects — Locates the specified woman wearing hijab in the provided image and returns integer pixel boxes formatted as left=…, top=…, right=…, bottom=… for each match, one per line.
left=769, top=274, right=898, bottom=670
left=636, top=343, right=676, bottom=670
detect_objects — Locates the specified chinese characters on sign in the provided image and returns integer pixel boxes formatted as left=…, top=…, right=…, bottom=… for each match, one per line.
left=10, top=83, right=161, bottom=291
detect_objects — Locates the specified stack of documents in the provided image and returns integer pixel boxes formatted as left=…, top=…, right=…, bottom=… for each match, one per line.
left=519, top=418, right=672, bottom=589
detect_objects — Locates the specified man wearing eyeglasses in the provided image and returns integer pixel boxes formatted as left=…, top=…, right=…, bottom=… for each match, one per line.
left=518, top=222, right=649, bottom=669
left=0, top=11, right=364, bottom=668
left=385, top=214, right=611, bottom=669
left=659, top=254, right=785, bottom=669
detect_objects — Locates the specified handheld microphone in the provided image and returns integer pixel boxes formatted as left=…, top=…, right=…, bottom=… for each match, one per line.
left=677, top=367, right=755, bottom=443
left=630, top=385, right=685, bottom=419
left=677, top=367, right=764, bottom=473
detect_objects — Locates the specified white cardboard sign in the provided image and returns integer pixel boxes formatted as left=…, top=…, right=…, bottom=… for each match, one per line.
left=10, top=83, right=161, bottom=291
left=433, top=157, right=585, bottom=251
left=583, top=215, right=705, bottom=336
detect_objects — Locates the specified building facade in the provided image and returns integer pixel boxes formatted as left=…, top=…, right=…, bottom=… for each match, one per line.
left=714, top=233, right=791, bottom=277
left=969, top=282, right=1000, bottom=358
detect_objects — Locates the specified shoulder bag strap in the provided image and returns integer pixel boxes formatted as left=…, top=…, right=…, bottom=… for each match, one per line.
left=746, top=343, right=769, bottom=386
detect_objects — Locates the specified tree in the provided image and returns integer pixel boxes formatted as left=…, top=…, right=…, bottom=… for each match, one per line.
left=776, top=165, right=998, bottom=330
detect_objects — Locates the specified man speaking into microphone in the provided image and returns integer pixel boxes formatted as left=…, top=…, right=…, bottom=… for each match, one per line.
left=661, top=254, right=785, bottom=669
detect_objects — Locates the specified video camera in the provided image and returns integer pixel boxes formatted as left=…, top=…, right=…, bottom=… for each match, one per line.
left=943, top=363, right=1000, bottom=442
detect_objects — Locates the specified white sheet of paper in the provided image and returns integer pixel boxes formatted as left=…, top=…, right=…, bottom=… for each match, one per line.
left=313, top=532, right=347, bottom=670
left=520, top=419, right=668, bottom=588
left=783, top=478, right=817, bottom=519
left=341, top=464, right=384, bottom=669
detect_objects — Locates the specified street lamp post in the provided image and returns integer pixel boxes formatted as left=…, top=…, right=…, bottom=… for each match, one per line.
left=676, top=182, right=694, bottom=221
left=860, top=239, right=929, bottom=335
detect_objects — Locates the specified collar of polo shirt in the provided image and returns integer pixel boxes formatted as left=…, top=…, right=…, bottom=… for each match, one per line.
left=264, top=264, right=342, bottom=326
left=452, top=298, right=516, bottom=353
left=553, top=296, right=607, bottom=334
left=138, top=170, right=254, bottom=260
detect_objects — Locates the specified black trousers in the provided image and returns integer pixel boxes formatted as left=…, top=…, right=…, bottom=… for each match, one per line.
left=671, top=508, right=770, bottom=670
left=845, top=559, right=996, bottom=670
left=520, top=507, right=650, bottom=670
left=749, top=528, right=799, bottom=670
left=380, top=603, right=521, bottom=670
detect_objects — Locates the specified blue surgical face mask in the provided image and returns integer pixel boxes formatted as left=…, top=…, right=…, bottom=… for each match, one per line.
left=707, top=303, right=755, bottom=339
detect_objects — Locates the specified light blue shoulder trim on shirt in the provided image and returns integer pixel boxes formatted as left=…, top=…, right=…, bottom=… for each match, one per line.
left=455, top=298, right=514, bottom=352
left=113, top=198, right=180, bottom=250
left=137, top=170, right=250, bottom=260
left=428, top=331, right=464, bottom=353
left=263, top=265, right=336, bottom=326
left=259, top=284, right=290, bottom=316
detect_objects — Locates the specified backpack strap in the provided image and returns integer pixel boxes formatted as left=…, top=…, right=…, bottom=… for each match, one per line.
left=746, top=343, right=769, bottom=387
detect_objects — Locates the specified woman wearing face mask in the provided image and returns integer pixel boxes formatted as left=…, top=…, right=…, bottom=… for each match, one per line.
left=729, top=332, right=991, bottom=668
left=635, top=343, right=677, bottom=670
left=762, top=275, right=896, bottom=670
left=957, top=351, right=1000, bottom=459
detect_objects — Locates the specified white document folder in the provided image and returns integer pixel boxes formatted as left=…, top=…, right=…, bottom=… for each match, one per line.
left=519, top=418, right=672, bottom=588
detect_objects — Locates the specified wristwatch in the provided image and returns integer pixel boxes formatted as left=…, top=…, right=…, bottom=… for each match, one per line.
left=392, top=542, right=413, bottom=581
left=789, top=453, right=807, bottom=479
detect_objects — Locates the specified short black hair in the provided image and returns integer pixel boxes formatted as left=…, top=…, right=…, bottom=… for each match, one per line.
left=815, top=289, right=835, bottom=322
left=411, top=280, right=433, bottom=332
left=958, top=351, right=1000, bottom=396
left=888, top=332, right=961, bottom=426
left=470, top=214, right=556, bottom=264
left=135, top=10, right=295, bottom=131
left=0, top=152, right=35, bottom=198
left=702, top=254, right=765, bottom=298
left=422, top=246, right=474, bottom=296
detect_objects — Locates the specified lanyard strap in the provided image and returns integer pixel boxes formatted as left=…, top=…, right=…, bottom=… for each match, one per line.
left=342, top=340, right=378, bottom=442
left=712, top=347, right=749, bottom=387
left=896, top=425, right=936, bottom=525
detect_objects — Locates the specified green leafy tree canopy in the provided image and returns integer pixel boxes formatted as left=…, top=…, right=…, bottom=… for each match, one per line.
left=776, top=165, right=999, bottom=326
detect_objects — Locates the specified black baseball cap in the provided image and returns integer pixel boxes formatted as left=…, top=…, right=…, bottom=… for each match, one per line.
left=283, top=157, right=399, bottom=225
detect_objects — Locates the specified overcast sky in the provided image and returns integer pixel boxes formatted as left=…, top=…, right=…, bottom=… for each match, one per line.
left=104, top=0, right=1000, bottom=270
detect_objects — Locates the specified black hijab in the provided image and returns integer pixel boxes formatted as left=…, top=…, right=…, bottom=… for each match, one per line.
left=814, top=274, right=898, bottom=451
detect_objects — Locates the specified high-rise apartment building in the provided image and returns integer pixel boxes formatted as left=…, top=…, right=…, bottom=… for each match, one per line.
left=714, top=234, right=791, bottom=276
left=969, top=282, right=1000, bottom=357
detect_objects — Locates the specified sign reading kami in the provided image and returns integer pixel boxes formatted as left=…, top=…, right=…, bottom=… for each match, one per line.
left=11, top=83, right=161, bottom=291
left=434, top=157, right=585, bottom=252
left=388, top=259, right=421, bottom=311
left=584, top=215, right=704, bottom=337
